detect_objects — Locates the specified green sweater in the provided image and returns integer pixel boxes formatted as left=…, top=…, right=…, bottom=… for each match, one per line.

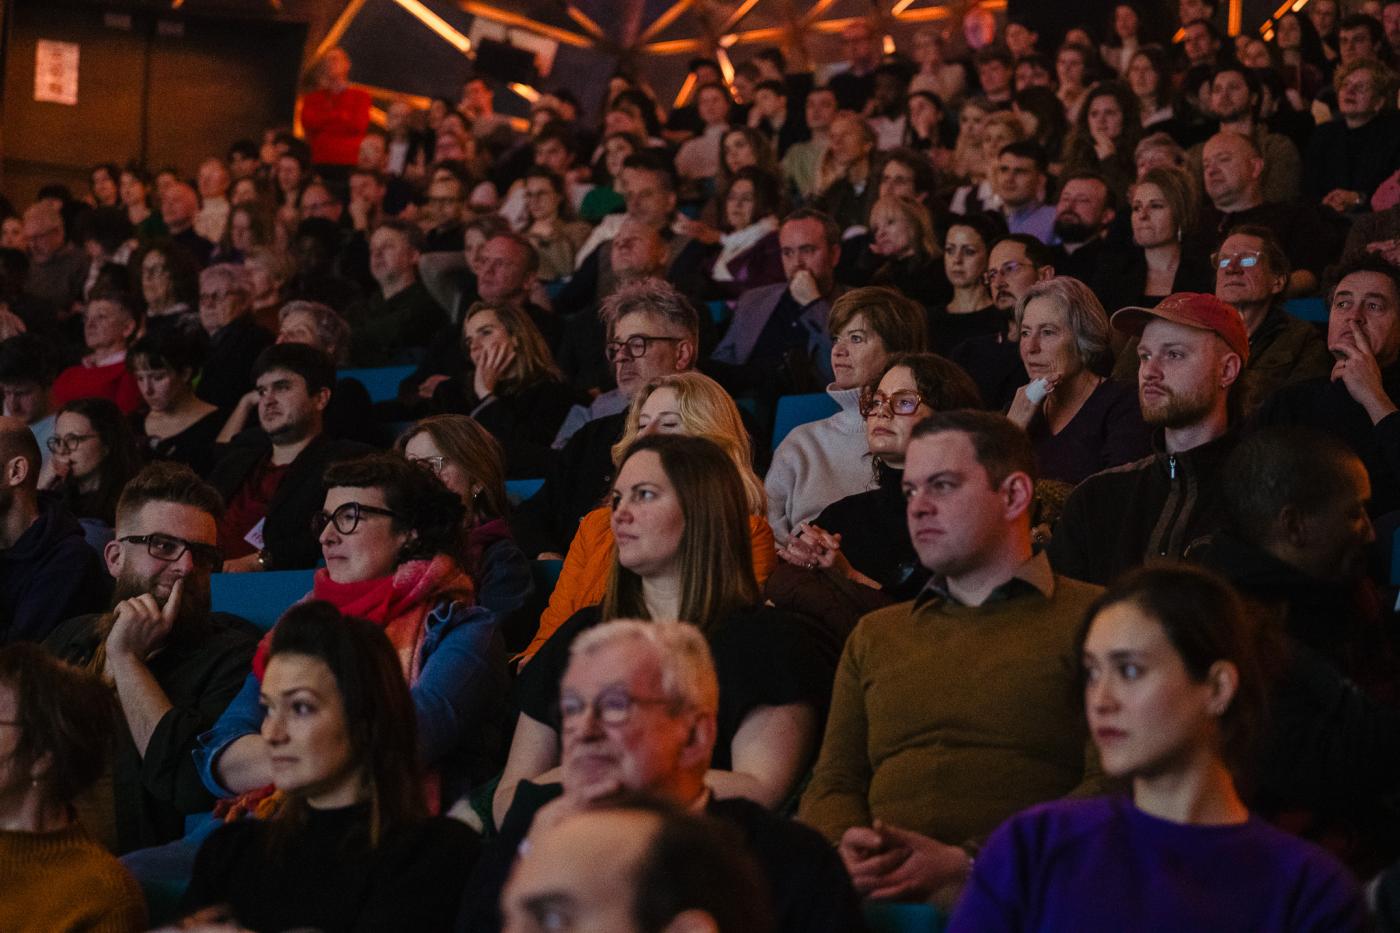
left=799, top=565, right=1105, bottom=849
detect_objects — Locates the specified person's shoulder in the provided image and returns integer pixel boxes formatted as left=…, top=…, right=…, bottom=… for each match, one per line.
left=1071, top=449, right=1159, bottom=490
left=208, top=611, right=264, bottom=645
left=1048, top=574, right=1106, bottom=613
left=384, top=814, right=481, bottom=861
left=56, top=832, right=147, bottom=920
left=709, top=795, right=835, bottom=854
left=739, top=281, right=789, bottom=308
left=982, top=797, right=1122, bottom=862
left=848, top=599, right=918, bottom=644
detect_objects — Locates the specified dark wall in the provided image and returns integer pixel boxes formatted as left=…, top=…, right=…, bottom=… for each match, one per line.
left=1, top=0, right=307, bottom=206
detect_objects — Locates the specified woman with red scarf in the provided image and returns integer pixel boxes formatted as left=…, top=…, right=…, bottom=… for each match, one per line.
left=194, top=452, right=509, bottom=813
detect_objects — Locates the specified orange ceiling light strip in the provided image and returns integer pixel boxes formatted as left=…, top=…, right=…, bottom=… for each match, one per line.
left=393, top=0, right=472, bottom=53
left=1228, top=0, right=1242, bottom=34
left=638, top=0, right=701, bottom=44
left=720, top=0, right=763, bottom=33
left=672, top=71, right=697, bottom=107
left=457, top=1, right=594, bottom=48
left=563, top=4, right=609, bottom=42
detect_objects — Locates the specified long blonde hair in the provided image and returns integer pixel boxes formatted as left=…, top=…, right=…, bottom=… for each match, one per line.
left=611, top=372, right=765, bottom=514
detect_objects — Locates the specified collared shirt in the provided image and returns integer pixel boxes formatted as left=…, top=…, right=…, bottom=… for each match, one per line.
left=1005, top=201, right=1057, bottom=245
left=916, top=550, right=1057, bottom=609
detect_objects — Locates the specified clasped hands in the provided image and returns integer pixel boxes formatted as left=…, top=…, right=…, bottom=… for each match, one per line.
left=839, top=820, right=972, bottom=904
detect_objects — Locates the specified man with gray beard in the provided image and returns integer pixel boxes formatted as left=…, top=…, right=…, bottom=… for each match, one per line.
left=1047, top=292, right=1247, bottom=585
left=44, top=462, right=258, bottom=853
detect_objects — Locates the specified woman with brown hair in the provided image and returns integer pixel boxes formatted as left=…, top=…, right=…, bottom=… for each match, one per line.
left=0, top=644, right=146, bottom=932
left=520, top=371, right=775, bottom=663
left=429, top=301, right=580, bottom=477
left=494, top=434, right=836, bottom=827
left=183, top=602, right=479, bottom=931
left=397, top=414, right=534, bottom=647
left=1061, top=80, right=1143, bottom=201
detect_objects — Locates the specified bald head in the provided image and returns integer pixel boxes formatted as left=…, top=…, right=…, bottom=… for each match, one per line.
left=161, top=183, right=199, bottom=231
left=611, top=218, right=668, bottom=279
left=1201, top=131, right=1263, bottom=211
left=0, top=415, right=40, bottom=493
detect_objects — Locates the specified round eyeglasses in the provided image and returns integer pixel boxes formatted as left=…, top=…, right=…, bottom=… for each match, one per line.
left=860, top=390, right=926, bottom=418
left=310, top=502, right=401, bottom=536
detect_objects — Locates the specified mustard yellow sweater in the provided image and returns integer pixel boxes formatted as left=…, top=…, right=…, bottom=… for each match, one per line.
left=0, top=825, right=147, bottom=932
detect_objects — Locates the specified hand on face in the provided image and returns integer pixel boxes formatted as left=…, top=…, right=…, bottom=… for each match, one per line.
left=473, top=341, right=517, bottom=399
left=106, top=577, right=182, bottom=664
left=1331, top=320, right=1397, bottom=420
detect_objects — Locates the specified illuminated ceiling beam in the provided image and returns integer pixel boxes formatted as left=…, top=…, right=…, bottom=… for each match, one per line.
left=563, top=4, right=609, bottom=42
left=1227, top=0, right=1242, bottom=34
left=802, top=0, right=845, bottom=25
left=638, top=0, right=702, bottom=44
left=893, top=7, right=953, bottom=21
left=457, top=1, right=595, bottom=47
left=719, top=0, right=763, bottom=33
left=394, top=0, right=472, bottom=53
left=305, top=0, right=371, bottom=78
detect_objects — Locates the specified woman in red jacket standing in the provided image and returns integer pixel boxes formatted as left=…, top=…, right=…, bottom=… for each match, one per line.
left=299, top=48, right=371, bottom=171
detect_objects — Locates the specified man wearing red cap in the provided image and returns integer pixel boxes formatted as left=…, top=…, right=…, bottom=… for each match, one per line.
left=1047, top=292, right=1247, bottom=585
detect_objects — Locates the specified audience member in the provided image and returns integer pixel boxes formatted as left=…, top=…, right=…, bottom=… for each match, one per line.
left=928, top=212, right=1008, bottom=354
left=21, top=202, right=85, bottom=320
left=523, top=372, right=774, bottom=663
left=0, top=416, right=106, bottom=641
left=46, top=397, right=142, bottom=551
left=1188, top=63, right=1303, bottom=202
left=0, top=643, right=146, bottom=932
left=194, top=263, right=275, bottom=409
left=128, top=330, right=224, bottom=475
left=1254, top=257, right=1400, bottom=515
left=498, top=435, right=836, bottom=826
left=132, top=241, right=200, bottom=339
left=43, top=463, right=258, bottom=852
left=781, top=353, right=982, bottom=598
left=1006, top=277, right=1151, bottom=484
left=160, top=183, right=215, bottom=268
left=0, top=334, right=59, bottom=475
left=183, top=601, right=479, bottom=931
left=994, top=141, right=1057, bottom=244
left=208, top=343, right=370, bottom=571
left=1050, top=293, right=1246, bottom=584
left=50, top=289, right=142, bottom=414
left=1304, top=58, right=1400, bottom=212
left=198, top=452, right=507, bottom=809
left=948, top=564, right=1367, bottom=931
left=348, top=219, right=447, bottom=366
left=703, top=166, right=785, bottom=300
left=767, top=286, right=927, bottom=544
left=298, top=48, right=372, bottom=169
left=812, top=112, right=879, bottom=232
left=801, top=411, right=1104, bottom=905
left=860, top=196, right=952, bottom=309
left=1062, top=81, right=1143, bottom=200
left=1048, top=173, right=1122, bottom=282
left=477, top=621, right=861, bottom=933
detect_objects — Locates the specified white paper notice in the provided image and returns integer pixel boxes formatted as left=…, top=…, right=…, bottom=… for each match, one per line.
left=35, top=39, right=79, bottom=106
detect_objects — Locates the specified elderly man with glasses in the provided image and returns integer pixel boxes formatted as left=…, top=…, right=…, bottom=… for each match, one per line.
left=44, top=462, right=260, bottom=853
left=21, top=201, right=86, bottom=320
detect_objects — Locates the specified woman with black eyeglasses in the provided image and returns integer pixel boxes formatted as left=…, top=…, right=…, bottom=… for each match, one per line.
left=195, top=452, right=510, bottom=817
left=45, top=397, right=143, bottom=552
left=778, top=354, right=982, bottom=598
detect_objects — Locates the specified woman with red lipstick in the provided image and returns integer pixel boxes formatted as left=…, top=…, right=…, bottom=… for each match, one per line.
left=196, top=452, right=508, bottom=816
left=948, top=565, right=1366, bottom=932
left=184, top=602, right=478, bottom=932
left=778, top=353, right=982, bottom=598
left=1005, top=277, right=1150, bottom=485
left=495, top=434, right=836, bottom=829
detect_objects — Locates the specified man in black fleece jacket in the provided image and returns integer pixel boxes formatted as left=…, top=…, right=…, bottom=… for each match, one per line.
left=1048, top=293, right=1248, bottom=585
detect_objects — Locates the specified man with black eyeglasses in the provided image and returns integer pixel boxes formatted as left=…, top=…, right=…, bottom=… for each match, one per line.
left=208, top=343, right=371, bottom=572
left=44, top=462, right=259, bottom=853
left=0, top=415, right=106, bottom=643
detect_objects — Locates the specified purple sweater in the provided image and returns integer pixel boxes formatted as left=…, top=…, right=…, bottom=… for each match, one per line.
left=948, top=796, right=1365, bottom=933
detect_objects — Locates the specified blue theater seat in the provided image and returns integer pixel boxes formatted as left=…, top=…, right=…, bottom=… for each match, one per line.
left=339, top=364, right=416, bottom=403
left=210, top=570, right=316, bottom=631
left=772, top=393, right=841, bottom=449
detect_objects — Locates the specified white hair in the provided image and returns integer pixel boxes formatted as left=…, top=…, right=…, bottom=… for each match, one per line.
left=570, top=619, right=719, bottom=716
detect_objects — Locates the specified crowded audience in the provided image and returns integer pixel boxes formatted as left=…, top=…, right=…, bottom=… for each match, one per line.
left=2, top=7, right=1400, bottom=928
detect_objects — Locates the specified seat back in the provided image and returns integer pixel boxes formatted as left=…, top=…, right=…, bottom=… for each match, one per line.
left=211, top=570, right=316, bottom=631
left=772, top=393, right=841, bottom=449
left=1284, top=297, right=1327, bottom=323
left=864, top=902, right=946, bottom=933
left=339, top=365, right=417, bottom=403
left=506, top=478, right=545, bottom=505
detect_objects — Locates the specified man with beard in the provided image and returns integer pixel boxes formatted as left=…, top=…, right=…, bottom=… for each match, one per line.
left=44, top=462, right=259, bottom=853
left=1049, top=173, right=1121, bottom=282
left=1186, top=64, right=1302, bottom=203
left=1047, top=292, right=1246, bottom=585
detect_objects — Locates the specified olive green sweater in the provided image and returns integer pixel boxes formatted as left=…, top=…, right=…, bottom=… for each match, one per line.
left=800, top=560, right=1105, bottom=849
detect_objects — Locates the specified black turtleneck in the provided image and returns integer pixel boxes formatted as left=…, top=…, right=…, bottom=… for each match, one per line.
left=815, top=462, right=929, bottom=598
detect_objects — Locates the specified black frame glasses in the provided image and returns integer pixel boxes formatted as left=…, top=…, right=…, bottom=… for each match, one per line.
left=310, top=502, right=401, bottom=536
left=605, top=335, right=683, bottom=362
left=119, top=533, right=223, bottom=570
left=860, top=390, right=926, bottom=418
left=46, top=433, right=97, bottom=454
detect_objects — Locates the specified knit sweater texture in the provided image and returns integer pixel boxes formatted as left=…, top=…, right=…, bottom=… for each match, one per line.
left=765, top=385, right=875, bottom=545
left=0, top=824, right=147, bottom=932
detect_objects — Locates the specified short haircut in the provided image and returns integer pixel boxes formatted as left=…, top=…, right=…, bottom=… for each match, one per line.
left=486, top=230, right=541, bottom=279
left=755, top=46, right=786, bottom=73
left=944, top=211, right=1009, bottom=251
left=115, top=461, right=225, bottom=526
left=1338, top=13, right=1384, bottom=44
left=0, top=333, right=58, bottom=387
left=1059, top=170, right=1117, bottom=214
left=1184, top=17, right=1223, bottom=41
left=621, top=150, right=678, bottom=194
left=998, top=139, right=1048, bottom=172
left=881, top=147, right=939, bottom=201
left=321, top=452, right=466, bottom=562
left=1223, top=427, right=1364, bottom=546
left=1220, top=224, right=1289, bottom=278
left=278, top=300, right=352, bottom=365
left=571, top=619, right=720, bottom=717
left=975, top=44, right=1015, bottom=68
left=251, top=342, right=337, bottom=396
left=465, top=213, right=513, bottom=242
left=1326, top=254, right=1400, bottom=309
left=910, top=409, right=1037, bottom=486
left=1135, top=131, right=1187, bottom=168
left=128, top=327, right=207, bottom=377
left=1016, top=277, right=1113, bottom=375
left=533, top=120, right=577, bottom=158
left=1333, top=56, right=1398, bottom=99
left=754, top=79, right=786, bottom=97
left=992, top=232, right=1055, bottom=270
left=600, top=278, right=700, bottom=342
left=0, top=416, right=41, bottom=488
left=827, top=286, right=929, bottom=352
left=1211, top=62, right=1261, bottom=102
left=0, top=643, right=117, bottom=806
left=781, top=207, right=841, bottom=247
left=372, top=217, right=424, bottom=253
left=200, top=262, right=252, bottom=297
left=228, top=138, right=258, bottom=161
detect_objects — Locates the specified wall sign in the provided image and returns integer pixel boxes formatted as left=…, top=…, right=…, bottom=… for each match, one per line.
left=34, top=39, right=80, bottom=106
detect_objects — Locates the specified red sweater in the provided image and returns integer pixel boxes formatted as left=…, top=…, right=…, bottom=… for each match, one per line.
left=300, top=86, right=371, bottom=166
left=53, top=359, right=143, bottom=414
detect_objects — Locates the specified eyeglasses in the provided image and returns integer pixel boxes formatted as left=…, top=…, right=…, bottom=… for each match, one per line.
left=118, top=533, right=223, bottom=570
left=860, top=390, right=926, bottom=418
left=606, top=335, right=683, bottom=361
left=310, top=502, right=401, bottom=536
left=558, top=687, right=678, bottom=728
left=1211, top=250, right=1262, bottom=271
left=408, top=455, right=446, bottom=476
left=46, top=433, right=97, bottom=453
left=983, top=260, right=1029, bottom=284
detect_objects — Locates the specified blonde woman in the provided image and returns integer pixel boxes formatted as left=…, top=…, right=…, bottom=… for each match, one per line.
left=864, top=195, right=951, bottom=308
left=519, top=371, right=775, bottom=664
left=950, top=110, right=1026, bottom=214
left=812, top=111, right=879, bottom=230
